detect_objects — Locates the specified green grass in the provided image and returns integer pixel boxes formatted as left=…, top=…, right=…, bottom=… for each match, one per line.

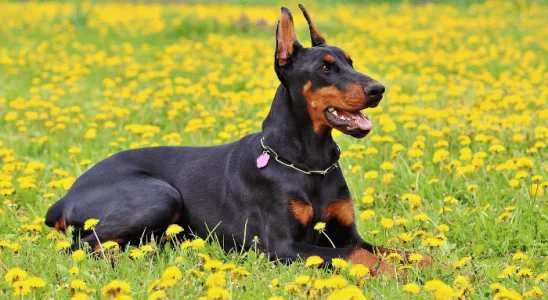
left=0, top=1, right=547, bottom=299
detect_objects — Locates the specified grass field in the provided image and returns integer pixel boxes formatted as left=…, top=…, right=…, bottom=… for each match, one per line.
left=0, top=0, right=547, bottom=299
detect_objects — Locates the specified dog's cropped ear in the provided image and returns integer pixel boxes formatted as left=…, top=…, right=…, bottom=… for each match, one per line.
left=276, top=7, right=301, bottom=68
left=298, top=4, right=326, bottom=47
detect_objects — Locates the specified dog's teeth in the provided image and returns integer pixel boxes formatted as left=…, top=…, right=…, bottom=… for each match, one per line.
left=340, top=116, right=346, bottom=120
left=333, top=110, right=338, bottom=116
left=328, top=107, right=335, bottom=112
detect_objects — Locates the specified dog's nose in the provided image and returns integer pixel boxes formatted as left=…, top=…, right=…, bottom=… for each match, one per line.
left=364, top=82, right=385, bottom=97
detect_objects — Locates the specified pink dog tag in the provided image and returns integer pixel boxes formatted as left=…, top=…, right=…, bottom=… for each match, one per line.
left=257, top=152, right=270, bottom=168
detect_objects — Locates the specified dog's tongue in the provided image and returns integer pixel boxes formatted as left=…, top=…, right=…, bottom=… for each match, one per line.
left=339, top=110, right=372, bottom=131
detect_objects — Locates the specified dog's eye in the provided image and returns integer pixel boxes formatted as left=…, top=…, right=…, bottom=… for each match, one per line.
left=321, top=65, right=330, bottom=72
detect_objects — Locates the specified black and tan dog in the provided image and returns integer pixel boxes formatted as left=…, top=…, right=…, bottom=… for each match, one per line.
left=46, top=5, right=429, bottom=275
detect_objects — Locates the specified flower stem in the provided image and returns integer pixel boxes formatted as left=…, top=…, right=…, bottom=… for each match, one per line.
left=321, top=231, right=336, bottom=248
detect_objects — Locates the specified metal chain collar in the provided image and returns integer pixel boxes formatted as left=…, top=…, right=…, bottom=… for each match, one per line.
left=260, top=137, right=340, bottom=176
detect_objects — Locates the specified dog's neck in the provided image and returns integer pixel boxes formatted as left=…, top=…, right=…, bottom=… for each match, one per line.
left=261, top=84, right=340, bottom=171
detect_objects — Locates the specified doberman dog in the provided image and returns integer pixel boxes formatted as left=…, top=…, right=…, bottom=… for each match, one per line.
left=45, top=5, right=430, bottom=275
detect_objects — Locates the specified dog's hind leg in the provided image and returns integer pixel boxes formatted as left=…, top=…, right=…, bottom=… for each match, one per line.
left=64, top=177, right=184, bottom=251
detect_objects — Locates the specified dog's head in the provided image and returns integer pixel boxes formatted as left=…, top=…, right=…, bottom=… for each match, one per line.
left=274, top=5, right=384, bottom=138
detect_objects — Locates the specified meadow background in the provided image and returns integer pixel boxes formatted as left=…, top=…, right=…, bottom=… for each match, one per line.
left=0, top=0, right=547, bottom=299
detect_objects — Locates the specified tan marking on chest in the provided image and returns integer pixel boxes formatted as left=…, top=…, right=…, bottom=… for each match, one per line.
left=288, top=199, right=313, bottom=226
left=323, top=199, right=355, bottom=226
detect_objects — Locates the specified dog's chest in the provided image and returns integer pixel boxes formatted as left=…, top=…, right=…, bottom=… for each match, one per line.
left=285, top=174, right=354, bottom=230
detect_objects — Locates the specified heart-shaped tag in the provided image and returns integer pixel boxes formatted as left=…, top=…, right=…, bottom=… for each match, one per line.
left=256, top=152, right=270, bottom=168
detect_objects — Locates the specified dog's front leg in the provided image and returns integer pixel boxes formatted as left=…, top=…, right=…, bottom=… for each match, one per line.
left=270, top=240, right=396, bottom=276
left=344, top=226, right=432, bottom=267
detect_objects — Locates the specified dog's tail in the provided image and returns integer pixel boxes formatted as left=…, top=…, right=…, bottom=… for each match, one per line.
left=45, top=199, right=67, bottom=234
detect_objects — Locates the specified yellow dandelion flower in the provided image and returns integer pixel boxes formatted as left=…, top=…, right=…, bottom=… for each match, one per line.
left=361, top=195, right=374, bottom=204
left=148, top=279, right=161, bottom=294
left=270, top=278, right=279, bottom=290
left=162, top=266, right=183, bottom=281
left=531, top=184, right=544, bottom=197
left=181, top=240, right=192, bottom=249
left=220, top=263, right=236, bottom=271
left=101, top=241, right=119, bottom=250
left=453, top=257, right=471, bottom=270
left=535, top=272, right=548, bottom=283
left=305, top=256, right=324, bottom=267
left=512, top=251, right=528, bottom=261
left=130, top=249, right=144, bottom=259
left=396, top=218, right=409, bottom=226
left=83, top=218, right=100, bottom=230
left=380, top=218, right=394, bottom=229
left=517, top=268, right=533, bottom=279
left=314, top=222, right=326, bottom=231
left=148, top=290, right=166, bottom=300
left=384, top=253, right=402, bottom=264
left=140, top=245, right=155, bottom=253
left=497, top=212, right=512, bottom=222
left=403, top=283, right=420, bottom=294
left=70, top=279, right=87, bottom=290
left=12, top=280, right=31, bottom=296
left=206, top=271, right=225, bottom=288
left=349, top=264, right=370, bottom=279
left=424, top=279, right=447, bottom=291
left=165, top=224, right=183, bottom=236
left=413, top=213, right=429, bottom=221
left=232, top=267, right=250, bottom=279
left=498, top=265, right=517, bottom=279
left=101, top=280, right=131, bottom=298
left=493, top=288, right=522, bottom=300
left=26, top=276, right=46, bottom=288
left=204, top=259, right=223, bottom=270
left=4, top=268, right=28, bottom=283
left=489, top=283, right=507, bottom=293
left=56, top=240, right=71, bottom=251
left=191, top=238, right=206, bottom=249
left=397, top=233, right=413, bottom=243
left=187, top=269, right=204, bottom=278
left=437, top=224, right=450, bottom=232
left=332, top=258, right=348, bottom=270
left=198, top=253, right=211, bottom=262
left=359, top=209, right=375, bottom=221
left=408, top=253, right=424, bottom=263
left=159, top=279, right=177, bottom=288
left=72, top=250, right=86, bottom=262
left=72, top=292, right=89, bottom=300
left=295, top=275, right=310, bottom=285
left=327, top=285, right=366, bottom=300
left=523, top=287, right=543, bottom=298
left=284, top=284, right=300, bottom=294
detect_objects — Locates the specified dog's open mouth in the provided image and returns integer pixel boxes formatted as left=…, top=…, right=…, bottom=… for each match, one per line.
left=325, top=106, right=372, bottom=138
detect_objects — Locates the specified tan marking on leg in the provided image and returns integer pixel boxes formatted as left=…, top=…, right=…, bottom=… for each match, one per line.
left=346, top=248, right=379, bottom=268
left=171, top=211, right=181, bottom=223
left=288, top=199, right=313, bottom=226
left=323, top=199, right=355, bottom=226
left=347, top=249, right=405, bottom=277
left=54, top=217, right=67, bottom=234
